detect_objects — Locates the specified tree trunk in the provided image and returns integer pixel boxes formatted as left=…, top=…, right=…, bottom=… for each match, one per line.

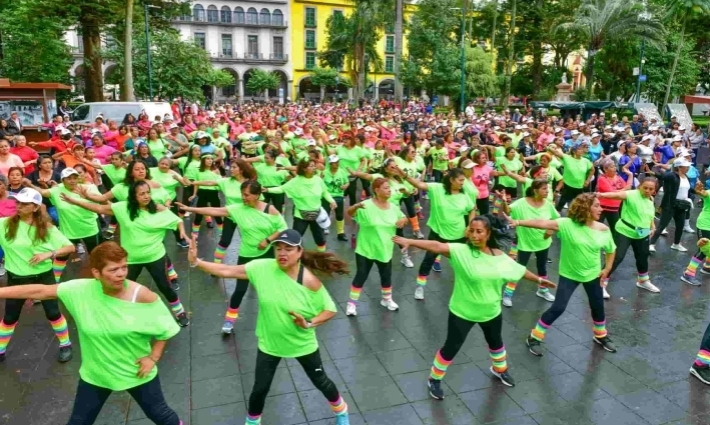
left=530, top=0, right=543, bottom=97
left=585, top=45, right=596, bottom=99
left=355, top=43, right=365, bottom=101
left=393, top=0, right=404, bottom=103
left=501, top=0, right=516, bottom=109
left=320, top=85, right=326, bottom=102
left=121, top=0, right=135, bottom=101
left=662, top=17, right=686, bottom=113
left=264, top=89, right=269, bottom=103
left=80, top=19, right=104, bottom=102
left=490, top=0, right=498, bottom=72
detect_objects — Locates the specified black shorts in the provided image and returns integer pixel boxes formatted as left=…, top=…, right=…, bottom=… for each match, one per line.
left=7, top=269, right=54, bottom=286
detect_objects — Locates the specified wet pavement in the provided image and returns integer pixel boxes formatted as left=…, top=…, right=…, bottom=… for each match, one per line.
left=1, top=206, right=710, bottom=425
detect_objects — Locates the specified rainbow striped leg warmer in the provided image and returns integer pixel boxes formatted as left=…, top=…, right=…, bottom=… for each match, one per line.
left=50, top=315, right=71, bottom=347
left=430, top=350, right=453, bottom=380
left=489, top=346, right=508, bottom=373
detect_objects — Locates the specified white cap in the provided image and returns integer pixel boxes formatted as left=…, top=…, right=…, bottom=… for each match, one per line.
left=591, top=133, right=601, bottom=138
left=571, top=130, right=579, bottom=135
left=61, top=167, right=79, bottom=179
left=460, top=146, right=470, bottom=153
left=514, top=125, right=522, bottom=130
left=554, top=127, right=562, bottom=133
left=672, top=135, right=683, bottom=142
left=611, top=113, right=617, bottom=118
left=59, top=128, right=73, bottom=136
left=328, top=134, right=337, bottom=141
left=95, top=113, right=104, bottom=120
left=328, top=154, right=339, bottom=163
left=307, top=140, right=317, bottom=146
left=521, top=124, right=528, bottom=129
left=9, top=187, right=42, bottom=205
left=641, top=135, right=653, bottom=142
left=460, top=159, right=474, bottom=169
left=294, top=128, right=304, bottom=135
left=522, top=132, right=530, bottom=137
left=493, top=126, right=500, bottom=130
left=679, top=126, right=686, bottom=131
left=579, top=123, right=586, bottom=127
left=671, top=115, right=677, bottom=119
left=673, top=158, right=692, bottom=167
left=169, top=123, right=179, bottom=130
left=649, top=126, right=659, bottom=131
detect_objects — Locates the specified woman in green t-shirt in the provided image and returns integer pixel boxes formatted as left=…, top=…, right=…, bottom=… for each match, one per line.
left=322, top=155, right=351, bottom=241
left=393, top=216, right=555, bottom=396
left=188, top=230, right=352, bottom=425
left=427, top=138, right=450, bottom=182
left=0, top=242, right=183, bottom=424
left=0, top=187, right=75, bottom=363
left=246, top=149, right=291, bottom=213
left=597, top=178, right=658, bottom=295
left=331, top=133, right=367, bottom=207
left=178, top=180, right=287, bottom=335
left=170, top=144, right=202, bottom=208
left=151, top=157, right=191, bottom=248
left=61, top=181, right=190, bottom=328
left=188, top=154, right=224, bottom=239
left=396, top=145, right=427, bottom=220
left=549, top=143, right=593, bottom=212
left=494, top=147, right=524, bottom=200
left=681, top=181, right=710, bottom=287
left=345, top=178, right=408, bottom=317
left=510, top=193, right=618, bottom=356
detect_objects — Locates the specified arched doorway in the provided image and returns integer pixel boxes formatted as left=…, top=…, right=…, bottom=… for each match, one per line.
left=104, top=65, right=120, bottom=100
left=220, top=68, right=240, bottom=99
left=73, top=65, right=86, bottom=94
left=268, top=70, right=288, bottom=100
left=378, top=79, right=395, bottom=100
left=243, top=69, right=259, bottom=99
left=298, top=77, right=320, bottom=100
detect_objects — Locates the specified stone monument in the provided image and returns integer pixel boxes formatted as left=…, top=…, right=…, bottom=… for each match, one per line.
left=555, top=73, right=573, bottom=101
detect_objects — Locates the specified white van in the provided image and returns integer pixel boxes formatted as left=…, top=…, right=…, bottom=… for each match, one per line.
left=70, top=102, right=173, bottom=125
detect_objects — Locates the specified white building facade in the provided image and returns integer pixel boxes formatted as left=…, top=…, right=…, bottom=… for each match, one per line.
left=65, top=0, right=292, bottom=102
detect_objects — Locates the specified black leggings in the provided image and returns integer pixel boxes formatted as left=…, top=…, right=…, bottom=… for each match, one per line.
left=218, top=218, right=238, bottom=249
left=293, top=216, right=326, bottom=247
left=263, top=191, right=285, bottom=213
left=345, top=177, right=366, bottom=206
left=248, top=349, right=340, bottom=416
left=168, top=197, right=182, bottom=241
left=540, top=276, right=605, bottom=328
left=432, top=169, right=444, bottom=182
left=56, top=232, right=103, bottom=265
left=418, top=229, right=465, bottom=277
left=555, top=184, right=585, bottom=212
left=400, top=194, right=416, bottom=218
left=127, top=255, right=179, bottom=304
left=351, top=253, right=392, bottom=290
left=517, top=247, right=548, bottom=276
left=323, top=197, right=344, bottom=221
left=599, top=210, right=620, bottom=241
left=691, top=229, right=710, bottom=263
left=193, top=189, right=223, bottom=226
left=650, top=205, right=686, bottom=245
left=476, top=197, right=490, bottom=215
left=609, top=234, right=650, bottom=277
left=229, top=249, right=274, bottom=310
left=66, top=376, right=180, bottom=425
left=439, top=311, right=503, bottom=362
left=4, top=270, right=61, bottom=325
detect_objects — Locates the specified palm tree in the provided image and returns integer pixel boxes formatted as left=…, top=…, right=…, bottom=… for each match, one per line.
left=558, top=0, right=665, bottom=98
left=394, top=0, right=404, bottom=102
left=662, top=0, right=710, bottom=111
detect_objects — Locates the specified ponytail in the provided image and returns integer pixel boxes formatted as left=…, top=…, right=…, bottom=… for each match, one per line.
left=301, top=251, right=350, bottom=277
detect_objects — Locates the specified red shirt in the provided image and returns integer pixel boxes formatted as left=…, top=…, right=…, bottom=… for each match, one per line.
left=10, top=146, right=39, bottom=175
left=597, top=174, right=627, bottom=211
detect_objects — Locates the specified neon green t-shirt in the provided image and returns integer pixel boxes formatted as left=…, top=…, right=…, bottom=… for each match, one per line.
left=427, top=183, right=474, bottom=240
left=353, top=199, right=405, bottom=262
left=561, top=154, right=592, bottom=189
left=245, top=259, right=337, bottom=358
left=448, top=243, right=526, bottom=322
left=463, top=178, right=479, bottom=206
left=695, top=192, right=710, bottom=231
left=49, top=184, right=100, bottom=239
left=0, top=218, right=70, bottom=275
left=557, top=217, right=616, bottom=282
left=195, top=170, right=221, bottom=191
left=102, top=164, right=127, bottom=185
left=177, top=157, right=201, bottom=181
left=57, top=278, right=180, bottom=391
left=111, top=182, right=169, bottom=205
left=146, top=139, right=167, bottom=158
left=111, top=202, right=181, bottom=264
left=429, top=147, right=449, bottom=171
left=616, top=189, right=655, bottom=239
left=336, top=145, right=366, bottom=172
left=496, top=156, right=523, bottom=188
left=149, top=168, right=181, bottom=200
left=267, top=176, right=335, bottom=219
left=322, top=167, right=350, bottom=197
left=216, top=177, right=243, bottom=204
left=255, top=163, right=289, bottom=188
left=366, top=149, right=387, bottom=172
left=227, top=204, right=287, bottom=258
left=510, top=198, right=559, bottom=252
left=535, top=153, right=562, bottom=170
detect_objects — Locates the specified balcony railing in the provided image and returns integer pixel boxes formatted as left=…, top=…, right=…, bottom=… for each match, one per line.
left=210, top=53, right=289, bottom=63
left=70, top=46, right=83, bottom=56
left=174, top=16, right=287, bottom=28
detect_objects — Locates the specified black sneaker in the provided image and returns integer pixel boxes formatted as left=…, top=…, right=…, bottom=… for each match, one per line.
left=0, top=352, right=5, bottom=362
left=176, top=313, right=190, bottom=327
left=690, top=364, right=710, bottom=385
left=427, top=378, right=444, bottom=400
left=489, top=366, right=515, bottom=387
left=177, top=239, right=189, bottom=249
left=526, top=336, right=543, bottom=356
left=593, top=336, right=617, bottom=353
left=337, top=233, right=348, bottom=242
left=207, top=221, right=215, bottom=229
left=170, top=279, right=180, bottom=290
left=58, top=346, right=73, bottom=363
left=681, top=274, right=702, bottom=286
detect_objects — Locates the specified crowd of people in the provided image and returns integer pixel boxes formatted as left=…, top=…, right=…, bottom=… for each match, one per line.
left=0, top=99, right=708, bottom=424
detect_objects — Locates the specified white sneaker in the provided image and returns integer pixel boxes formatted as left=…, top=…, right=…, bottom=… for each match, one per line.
left=0, top=263, right=5, bottom=276
left=637, top=280, right=661, bottom=293
left=414, top=286, right=424, bottom=300
left=502, top=296, right=512, bottom=307
left=324, top=228, right=330, bottom=235
left=661, top=229, right=668, bottom=236
left=381, top=298, right=399, bottom=311
left=649, top=244, right=656, bottom=253
left=401, top=254, right=414, bottom=268
left=671, top=244, right=688, bottom=252
left=602, top=287, right=611, bottom=299
left=346, top=303, right=357, bottom=316
left=414, top=230, right=425, bottom=239
left=76, top=243, right=85, bottom=254
left=684, top=226, right=695, bottom=233
left=536, top=289, right=555, bottom=302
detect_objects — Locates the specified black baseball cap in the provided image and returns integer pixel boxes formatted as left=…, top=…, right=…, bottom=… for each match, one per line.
left=271, top=229, right=302, bottom=247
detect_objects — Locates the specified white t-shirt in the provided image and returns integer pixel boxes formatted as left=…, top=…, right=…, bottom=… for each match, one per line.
left=676, top=176, right=690, bottom=201
left=637, top=144, right=653, bottom=163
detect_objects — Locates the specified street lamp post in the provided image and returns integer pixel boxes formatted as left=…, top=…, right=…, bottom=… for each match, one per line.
left=635, top=9, right=652, bottom=103
left=364, top=54, right=369, bottom=102
left=144, top=3, right=159, bottom=100
left=450, top=7, right=467, bottom=113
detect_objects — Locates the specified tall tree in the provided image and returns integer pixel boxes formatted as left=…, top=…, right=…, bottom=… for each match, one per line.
left=500, top=0, right=517, bottom=109
left=122, top=0, right=135, bottom=101
left=394, top=0, right=404, bottom=102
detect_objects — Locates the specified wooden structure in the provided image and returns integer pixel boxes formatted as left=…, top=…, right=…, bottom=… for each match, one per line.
left=0, top=79, right=71, bottom=142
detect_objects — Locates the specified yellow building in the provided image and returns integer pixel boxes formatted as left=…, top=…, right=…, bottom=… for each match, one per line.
left=290, top=0, right=415, bottom=100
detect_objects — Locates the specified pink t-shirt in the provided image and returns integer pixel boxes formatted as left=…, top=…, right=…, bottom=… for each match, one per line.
left=0, top=198, right=16, bottom=217
left=471, top=165, right=493, bottom=199
left=92, top=145, right=117, bottom=164
left=0, top=154, right=25, bottom=177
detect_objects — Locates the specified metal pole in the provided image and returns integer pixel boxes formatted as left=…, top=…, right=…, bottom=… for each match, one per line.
left=144, top=4, right=154, bottom=99
left=459, top=9, right=466, bottom=112
left=634, top=38, right=645, bottom=103
left=364, top=54, right=368, bottom=101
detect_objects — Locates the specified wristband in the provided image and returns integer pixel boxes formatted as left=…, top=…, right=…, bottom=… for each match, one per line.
left=190, top=258, right=202, bottom=268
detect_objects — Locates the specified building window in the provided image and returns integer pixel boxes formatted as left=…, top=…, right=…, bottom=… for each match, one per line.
left=207, top=5, right=218, bottom=23
left=260, top=8, right=271, bottom=25
left=272, top=9, right=284, bottom=26
left=246, top=7, right=258, bottom=25
left=385, top=22, right=394, bottom=34
left=221, top=34, right=232, bottom=57
left=222, top=82, right=236, bottom=98
left=234, top=7, right=245, bottom=24
left=333, top=10, right=343, bottom=18
left=305, top=52, right=316, bottom=69
left=385, top=35, right=394, bottom=53
left=385, top=55, right=394, bottom=73
left=193, top=4, right=205, bottom=22
left=305, top=30, right=316, bottom=49
left=273, top=37, right=284, bottom=59
left=104, top=34, right=117, bottom=50
left=220, top=6, right=231, bottom=23
left=247, top=35, right=259, bottom=58
left=194, top=32, right=206, bottom=50
left=305, top=7, right=316, bottom=27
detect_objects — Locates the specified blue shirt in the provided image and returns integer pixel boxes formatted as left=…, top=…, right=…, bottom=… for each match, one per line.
left=587, top=143, right=603, bottom=163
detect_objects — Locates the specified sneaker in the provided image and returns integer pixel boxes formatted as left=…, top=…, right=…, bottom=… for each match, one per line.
left=636, top=280, right=660, bottom=293
left=489, top=366, right=515, bottom=387
left=176, top=313, right=190, bottom=327
left=381, top=298, right=399, bottom=311
left=177, top=239, right=189, bottom=249
left=337, top=233, right=348, bottom=242
left=346, top=303, right=357, bottom=316
left=0, top=263, right=5, bottom=276
left=103, top=231, right=114, bottom=240
left=681, top=274, right=702, bottom=286
left=432, top=262, right=442, bottom=272
left=428, top=378, right=444, bottom=400
left=526, top=336, right=543, bottom=357
left=536, top=289, right=555, bottom=302
left=502, top=296, right=512, bottom=307
left=593, top=336, right=617, bottom=353
left=76, top=243, right=85, bottom=254
left=690, top=364, right=710, bottom=385
left=401, top=254, right=414, bottom=268
left=58, top=346, right=73, bottom=363
left=0, top=352, right=4, bottom=362
left=671, top=244, right=688, bottom=252
left=602, top=287, right=611, bottom=299
left=684, top=225, right=695, bottom=233
left=414, top=286, right=424, bottom=300
left=417, top=211, right=425, bottom=220
left=170, top=279, right=180, bottom=291
left=661, top=229, right=668, bottom=235
left=414, top=230, right=425, bottom=239
left=335, top=413, right=351, bottom=425
left=649, top=244, right=656, bottom=253
left=221, top=321, right=234, bottom=335
left=324, top=228, right=330, bottom=235
left=701, top=267, right=710, bottom=275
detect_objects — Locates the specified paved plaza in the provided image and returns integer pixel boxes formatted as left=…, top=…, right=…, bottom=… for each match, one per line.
left=1, top=210, right=710, bottom=425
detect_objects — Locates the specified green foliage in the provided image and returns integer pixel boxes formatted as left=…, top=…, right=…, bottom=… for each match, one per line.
left=464, top=47, right=497, bottom=98
left=245, top=69, right=280, bottom=94
left=510, top=63, right=567, bottom=100
left=644, top=32, right=701, bottom=103
left=103, top=28, right=233, bottom=101
left=573, top=87, right=588, bottom=101
left=309, top=68, right=352, bottom=88
left=593, top=38, right=639, bottom=100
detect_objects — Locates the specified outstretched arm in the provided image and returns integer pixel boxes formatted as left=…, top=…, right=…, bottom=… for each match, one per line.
left=0, top=284, right=58, bottom=300
left=188, top=236, right=247, bottom=278
left=392, top=236, right=451, bottom=258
